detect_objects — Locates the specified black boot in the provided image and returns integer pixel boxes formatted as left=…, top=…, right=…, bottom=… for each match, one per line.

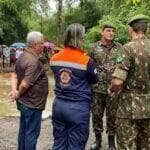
left=90, top=133, right=102, bottom=150
left=108, top=135, right=116, bottom=150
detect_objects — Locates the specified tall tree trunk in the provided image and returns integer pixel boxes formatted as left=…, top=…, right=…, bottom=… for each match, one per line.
left=80, top=0, right=88, bottom=8
left=56, top=0, right=63, bottom=45
left=80, top=0, right=84, bottom=8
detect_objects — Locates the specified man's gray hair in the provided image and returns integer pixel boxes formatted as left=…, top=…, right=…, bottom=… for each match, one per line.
left=27, top=31, right=43, bottom=45
left=64, top=23, right=85, bottom=49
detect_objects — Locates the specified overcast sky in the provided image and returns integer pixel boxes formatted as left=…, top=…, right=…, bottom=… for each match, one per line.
left=49, top=0, right=57, bottom=12
left=48, top=0, right=80, bottom=14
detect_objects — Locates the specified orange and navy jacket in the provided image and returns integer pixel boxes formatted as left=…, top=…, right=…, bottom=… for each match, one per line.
left=50, top=47, right=98, bottom=103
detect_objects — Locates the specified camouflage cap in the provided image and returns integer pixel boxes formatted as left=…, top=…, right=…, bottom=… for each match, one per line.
left=128, top=14, right=150, bottom=26
left=101, top=21, right=116, bottom=30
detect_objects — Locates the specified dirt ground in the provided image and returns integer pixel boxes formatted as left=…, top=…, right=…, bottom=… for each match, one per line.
left=0, top=116, right=108, bottom=150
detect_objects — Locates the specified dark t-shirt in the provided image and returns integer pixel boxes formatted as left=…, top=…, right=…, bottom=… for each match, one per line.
left=15, top=50, right=49, bottom=110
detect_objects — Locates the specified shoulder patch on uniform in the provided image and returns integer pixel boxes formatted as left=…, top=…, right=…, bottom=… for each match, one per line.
left=60, top=68, right=72, bottom=87
left=94, top=68, right=98, bottom=74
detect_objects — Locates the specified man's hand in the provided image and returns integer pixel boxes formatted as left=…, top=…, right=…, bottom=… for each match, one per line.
left=8, top=90, right=19, bottom=102
left=108, top=78, right=123, bottom=96
left=107, top=87, right=115, bottom=97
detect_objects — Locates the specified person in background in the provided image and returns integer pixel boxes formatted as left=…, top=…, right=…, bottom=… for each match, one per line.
left=8, top=31, right=49, bottom=150
left=2, top=45, right=10, bottom=69
left=90, top=22, right=122, bottom=150
left=109, top=14, right=150, bottom=149
left=0, top=45, right=3, bottom=70
left=16, top=48, right=23, bottom=60
left=10, top=48, right=16, bottom=69
left=50, top=23, right=98, bottom=150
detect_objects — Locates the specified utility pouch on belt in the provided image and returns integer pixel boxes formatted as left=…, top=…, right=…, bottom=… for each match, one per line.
left=132, top=93, right=150, bottom=119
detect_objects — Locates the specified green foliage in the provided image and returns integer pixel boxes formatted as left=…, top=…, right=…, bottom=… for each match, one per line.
left=0, top=0, right=150, bottom=46
left=0, top=0, right=50, bottom=45
left=43, top=17, right=57, bottom=42
left=62, top=8, right=85, bottom=32
left=84, top=15, right=129, bottom=52
left=63, top=0, right=101, bottom=29
left=80, top=0, right=102, bottom=29
left=85, top=26, right=100, bottom=42
left=83, top=0, right=149, bottom=52
left=0, top=0, right=29, bottom=45
left=57, top=0, right=102, bottom=45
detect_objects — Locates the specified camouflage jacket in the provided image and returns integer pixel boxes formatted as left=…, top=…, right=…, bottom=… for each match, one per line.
left=113, top=36, right=150, bottom=119
left=91, top=40, right=122, bottom=94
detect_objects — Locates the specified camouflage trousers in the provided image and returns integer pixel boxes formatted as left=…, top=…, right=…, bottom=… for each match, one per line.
left=91, top=92, right=118, bottom=135
left=116, top=118, right=150, bottom=150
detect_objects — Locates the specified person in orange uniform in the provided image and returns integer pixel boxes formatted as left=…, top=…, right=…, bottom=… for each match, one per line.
left=50, top=23, right=98, bottom=150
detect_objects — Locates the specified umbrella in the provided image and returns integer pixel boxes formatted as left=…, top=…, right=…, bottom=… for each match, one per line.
left=44, top=42, right=55, bottom=50
left=10, top=42, right=26, bottom=48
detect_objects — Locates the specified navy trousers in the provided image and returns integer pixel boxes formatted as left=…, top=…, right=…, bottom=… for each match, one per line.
left=17, top=103, right=42, bottom=150
left=52, top=99, right=90, bottom=150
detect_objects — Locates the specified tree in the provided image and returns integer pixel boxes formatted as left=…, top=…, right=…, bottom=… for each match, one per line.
left=56, top=0, right=63, bottom=45
left=0, top=0, right=149, bottom=46
left=0, top=0, right=29, bottom=45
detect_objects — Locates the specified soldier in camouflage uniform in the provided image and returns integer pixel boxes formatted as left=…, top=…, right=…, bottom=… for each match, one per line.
left=109, top=15, right=150, bottom=150
left=90, top=22, right=122, bottom=150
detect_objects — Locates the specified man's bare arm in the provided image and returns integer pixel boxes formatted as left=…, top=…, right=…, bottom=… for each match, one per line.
left=17, top=80, right=30, bottom=98
left=9, top=73, right=30, bottom=100
left=8, top=73, right=18, bottom=101
left=11, top=72, right=18, bottom=91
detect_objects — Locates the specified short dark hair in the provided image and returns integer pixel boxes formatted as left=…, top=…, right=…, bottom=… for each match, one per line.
left=131, top=21, right=148, bottom=33
left=64, top=23, right=85, bottom=49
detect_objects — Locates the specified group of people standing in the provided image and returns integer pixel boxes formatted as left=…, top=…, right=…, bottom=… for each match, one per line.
left=91, top=14, right=150, bottom=150
left=9, top=14, right=149, bottom=150
left=0, top=45, right=24, bottom=70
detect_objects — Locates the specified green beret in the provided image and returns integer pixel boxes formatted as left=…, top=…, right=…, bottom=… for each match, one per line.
left=101, top=21, right=116, bottom=29
left=128, top=14, right=150, bottom=26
